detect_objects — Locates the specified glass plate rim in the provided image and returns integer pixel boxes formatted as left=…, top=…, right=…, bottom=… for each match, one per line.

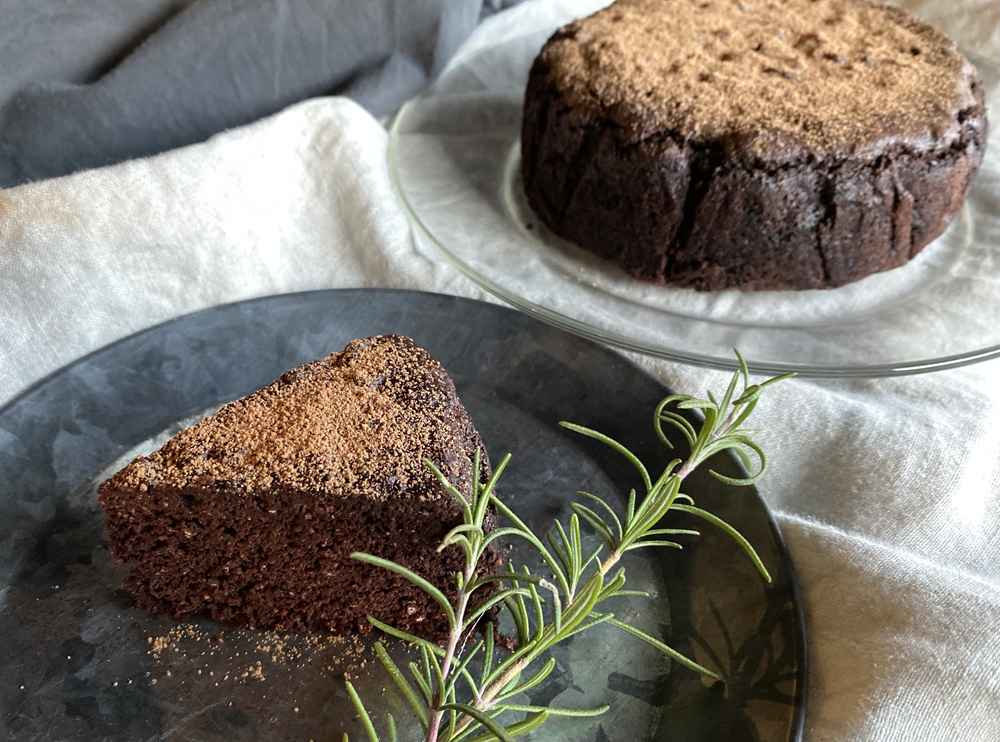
left=388, top=96, right=1000, bottom=379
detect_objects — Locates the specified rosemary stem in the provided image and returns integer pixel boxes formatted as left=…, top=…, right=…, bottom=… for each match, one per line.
left=426, top=561, right=476, bottom=742
left=450, top=646, right=539, bottom=739
left=480, top=655, right=531, bottom=708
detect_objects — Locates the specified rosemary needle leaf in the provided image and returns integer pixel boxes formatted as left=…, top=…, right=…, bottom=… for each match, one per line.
left=719, top=367, right=740, bottom=418
left=424, top=458, right=472, bottom=521
left=597, top=568, right=627, bottom=601
left=438, top=523, right=483, bottom=552
left=425, top=649, right=446, bottom=702
left=658, top=410, right=698, bottom=446
left=481, top=623, right=495, bottom=686
left=575, top=491, right=623, bottom=541
left=654, top=394, right=695, bottom=449
left=408, top=661, right=433, bottom=704
left=645, top=528, right=700, bottom=537
left=550, top=521, right=572, bottom=574
left=569, top=503, right=616, bottom=547
left=385, top=714, right=398, bottom=742
left=624, top=540, right=684, bottom=552
left=654, top=419, right=675, bottom=450
left=708, top=437, right=767, bottom=486
left=676, top=399, right=718, bottom=412
left=466, top=710, right=549, bottom=742
left=471, top=448, right=482, bottom=501
left=480, top=526, right=529, bottom=551
left=570, top=514, right=583, bottom=577
left=469, top=572, right=543, bottom=593
left=734, top=348, right=750, bottom=386
left=559, top=421, right=653, bottom=493
left=495, top=657, right=557, bottom=701
left=441, top=704, right=516, bottom=742
left=539, top=579, right=563, bottom=632
left=372, top=642, right=429, bottom=729
left=732, top=385, right=761, bottom=407
left=351, top=553, right=456, bottom=628
left=582, top=543, right=604, bottom=573
left=708, top=468, right=761, bottom=487
left=759, top=372, right=797, bottom=388
left=459, top=667, right=483, bottom=700
left=560, top=611, right=616, bottom=640
left=464, top=589, right=531, bottom=630
left=670, top=504, right=772, bottom=583
left=420, top=646, right=437, bottom=692
left=489, top=496, right=571, bottom=596
left=525, top=570, right=545, bottom=640
left=476, top=453, right=512, bottom=523
left=502, top=595, right=530, bottom=646
left=501, top=703, right=610, bottom=718
left=447, top=640, right=485, bottom=697
left=730, top=395, right=760, bottom=431
left=448, top=708, right=509, bottom=742
left=608, top=618, right=720, bottom=680
left=345, top=680, right=380, bottom=742
left=507, top=563, right=534, bottom=622
left=366, top=617, right=443, bottom=656
left=730, top=444, right=754, bottom=472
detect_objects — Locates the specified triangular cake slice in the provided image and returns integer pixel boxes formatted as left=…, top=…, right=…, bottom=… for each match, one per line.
left=98, top=335, right=490, bottom=637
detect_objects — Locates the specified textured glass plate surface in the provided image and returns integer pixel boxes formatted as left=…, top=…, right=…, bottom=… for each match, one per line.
left=388, top=47, right=1000, bottom=378
left=0, top=290, right=804, bottom=741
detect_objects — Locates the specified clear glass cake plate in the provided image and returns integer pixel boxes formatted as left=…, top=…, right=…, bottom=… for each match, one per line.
left=387, top=12, right=1000, bottom=379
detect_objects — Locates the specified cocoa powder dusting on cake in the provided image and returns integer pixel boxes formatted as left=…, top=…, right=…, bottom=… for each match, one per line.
left=544, top=0, right=978, bottom=153
left=521, top=0, right=986, bottom=291
left=107, top=336, right=466, bottom=502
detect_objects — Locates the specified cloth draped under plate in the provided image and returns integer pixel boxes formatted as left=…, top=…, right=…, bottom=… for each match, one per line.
left=2, top=1, right=1000, bottom=740
left=0, top=0, right=521, bottom=187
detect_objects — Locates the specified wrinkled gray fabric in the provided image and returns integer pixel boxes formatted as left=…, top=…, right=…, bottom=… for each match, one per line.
left=0, top=0, right=505, bottom=187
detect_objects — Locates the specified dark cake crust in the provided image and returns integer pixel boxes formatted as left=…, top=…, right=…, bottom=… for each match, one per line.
left=521, top=0, right=988, bottom=290
left=98, top=335, right=494, bottom=638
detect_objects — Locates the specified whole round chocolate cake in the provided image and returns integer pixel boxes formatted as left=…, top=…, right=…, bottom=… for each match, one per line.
left=521, top=0, right=988, bottom=291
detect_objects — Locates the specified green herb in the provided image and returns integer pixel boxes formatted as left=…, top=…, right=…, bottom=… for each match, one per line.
left=344, top=353, right=792, bottom=742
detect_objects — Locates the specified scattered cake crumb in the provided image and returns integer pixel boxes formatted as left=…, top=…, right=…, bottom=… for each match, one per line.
left=241, top=661, right=265, bottom=682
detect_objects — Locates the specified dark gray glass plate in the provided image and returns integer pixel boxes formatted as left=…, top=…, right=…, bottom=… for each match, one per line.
left=0, top=289, right=805, bottom=741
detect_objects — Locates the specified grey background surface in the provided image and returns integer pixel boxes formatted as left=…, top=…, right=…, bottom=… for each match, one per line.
left=0, top=0, right=520, bottom=187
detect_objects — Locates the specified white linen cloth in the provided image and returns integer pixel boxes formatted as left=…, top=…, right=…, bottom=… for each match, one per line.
left=2, top=1, right=999, bottom=740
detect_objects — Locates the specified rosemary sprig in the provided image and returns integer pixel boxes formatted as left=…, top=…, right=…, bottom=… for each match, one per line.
left=344, top=353, right=792, bottom=742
